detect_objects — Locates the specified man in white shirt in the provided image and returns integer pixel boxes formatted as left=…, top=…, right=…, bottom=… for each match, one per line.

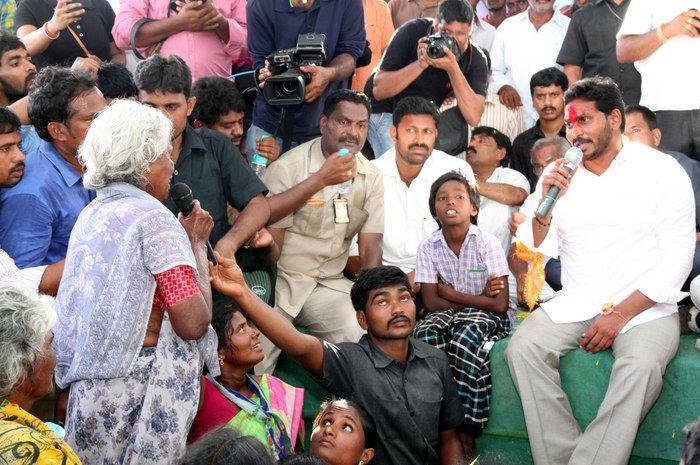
left=467, top=0, right=497, bottom=51
left=490, top=0, right=569, bottom=128
left=507, top=76, right=695, bottom=465
left=616, top=1, right=700, bottom=159
left=348, top=96, right=475, bottom=286
left=0, top=107, right=62, bottom=295
left=466, top=126, right=529, bottom=253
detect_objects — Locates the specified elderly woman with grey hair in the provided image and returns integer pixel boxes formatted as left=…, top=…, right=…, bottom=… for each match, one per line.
left=0, top=285, right=81, bottom=464
left=53, top=99, right=219, bottom=464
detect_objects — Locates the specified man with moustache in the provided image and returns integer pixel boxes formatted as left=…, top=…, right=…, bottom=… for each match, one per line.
left=506, top=0, right=528, bottom=17
left=209, top=263, right=467, bottom=465
left=0, top=67, right=104, bottom=268
left=483, top=0, right=507, bottom=27
left=490, top=0, right=569, bottom=128
left=508, top=76, right=695, bottom=465
left=348, top=96, right=475, bottom=287
left=466, top=126, right=529, bottom=254
left=368, top=0, right=488, bottom=157
left=0, top=107, right=63, bottom=295
left=0, top=35, right=40, bottom=154
left=258, top=89, right=384, bottom=374
left=510, top=67, right=567, bottom=189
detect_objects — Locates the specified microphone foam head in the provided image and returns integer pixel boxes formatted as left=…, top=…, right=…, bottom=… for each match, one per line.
left=170, top=182, right=194, bottom=215
left=565, top=146, right=583, bottom=167
left=170, top=182, right=192, bottom=202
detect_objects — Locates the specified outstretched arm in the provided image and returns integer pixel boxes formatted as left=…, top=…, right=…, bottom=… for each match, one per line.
left=438, top=429, right=466, bottom=465
left=209, top=253, right=325, bottom=377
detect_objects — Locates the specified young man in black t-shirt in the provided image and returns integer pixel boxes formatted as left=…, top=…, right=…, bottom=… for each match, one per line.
left=367, top=0, right=488, bottom=157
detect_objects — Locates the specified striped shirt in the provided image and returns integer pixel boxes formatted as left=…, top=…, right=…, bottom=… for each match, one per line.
left=0, top=249, right=45, bottom=294
left=469, top=91, right=524, bottom=142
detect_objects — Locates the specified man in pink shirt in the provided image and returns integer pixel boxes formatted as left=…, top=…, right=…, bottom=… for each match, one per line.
left=112, top=0, right=246, bottom=81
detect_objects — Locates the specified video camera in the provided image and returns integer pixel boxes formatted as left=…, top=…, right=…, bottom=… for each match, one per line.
left=263, top=33, right=327, bottom=106
left=426, top=31, right=462, bottom=59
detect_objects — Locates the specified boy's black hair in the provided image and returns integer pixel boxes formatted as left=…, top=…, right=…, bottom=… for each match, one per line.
left=350, top=266, right=411, bottom=312
left=429, top=171, right=480, bottom=226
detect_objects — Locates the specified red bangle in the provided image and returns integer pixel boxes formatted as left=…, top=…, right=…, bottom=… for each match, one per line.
left=43, top=22, right=59, bottom=40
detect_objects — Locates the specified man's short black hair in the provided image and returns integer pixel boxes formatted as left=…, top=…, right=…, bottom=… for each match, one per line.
left=0, top=107, right=20, bottom=134
left=529, top=67, right=568, bottom=96
left=323, top=89, right=371, bottom=119
left=97, top=62, right=138, bottom=100
left=134, top=54, right=192, bottom=98
left=191, top=76, right=246, bottom=126
left=0, top=34, right=26, bottom=62
left=429, top=171, right=480, bottom=226
left=392, top=96, right=439, bottom=128
left=471, top=126, right=512, bottom=166
left=564, top=76, right=625, bottom=132
left=28, top=66, right=97, bottom=142
left=624, top=104, right=657, bottom=130
left=350, top=266, right=411, bottom=312
left=437, top=0, right=475, bottom=24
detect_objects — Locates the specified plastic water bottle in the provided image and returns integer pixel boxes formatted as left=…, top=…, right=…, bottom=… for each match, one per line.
left=251, top=153, right=268, bottom=178
left=336, top=148, right=352, bottom=196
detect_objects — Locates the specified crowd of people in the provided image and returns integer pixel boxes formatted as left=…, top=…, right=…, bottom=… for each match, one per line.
left=0, top=0, right=699, bottom=464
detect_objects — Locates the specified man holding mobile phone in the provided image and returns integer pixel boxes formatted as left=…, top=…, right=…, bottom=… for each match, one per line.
left=113, top=0, right=246, bottom=80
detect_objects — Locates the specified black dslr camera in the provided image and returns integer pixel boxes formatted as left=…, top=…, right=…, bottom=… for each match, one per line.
left=426, top=31, right=462, bottom=59
left=263, top=33, right=327, bottom=106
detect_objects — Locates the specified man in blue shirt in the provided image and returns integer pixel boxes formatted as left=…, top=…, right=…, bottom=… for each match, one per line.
left=246, top=0, right=366, bottom=152
left=0, top=67, right=105, bottom=267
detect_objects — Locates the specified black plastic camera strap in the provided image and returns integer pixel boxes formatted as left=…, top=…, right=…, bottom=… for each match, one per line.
left=279, top=106, right=295, bottom=153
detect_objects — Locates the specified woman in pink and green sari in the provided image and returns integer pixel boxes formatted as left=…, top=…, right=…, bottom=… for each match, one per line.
left=188, top=298, right=304, bottom=459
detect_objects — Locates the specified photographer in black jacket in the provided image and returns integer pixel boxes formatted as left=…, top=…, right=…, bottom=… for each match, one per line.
left=367, top=0, right=488, bottom=157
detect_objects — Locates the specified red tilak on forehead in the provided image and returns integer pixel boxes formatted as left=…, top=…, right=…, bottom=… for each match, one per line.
left=566, top=106, right=579, bottom=124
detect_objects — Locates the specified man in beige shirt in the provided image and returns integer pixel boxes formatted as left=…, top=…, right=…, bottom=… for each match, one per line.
left=259, top=90, right=385, bottom=373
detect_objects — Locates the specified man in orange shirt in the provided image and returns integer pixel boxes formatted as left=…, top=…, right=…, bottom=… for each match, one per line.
left=352, top=0, right=394, bottom=92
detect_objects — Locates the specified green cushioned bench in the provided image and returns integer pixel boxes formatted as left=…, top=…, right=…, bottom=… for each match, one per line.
left=273, top=325, right=700, bottom=462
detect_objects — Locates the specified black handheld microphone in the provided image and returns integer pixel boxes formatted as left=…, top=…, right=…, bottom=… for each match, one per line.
left=535, top=146, right=583, bottom=219
left=170, top=182, right=218, bottom=265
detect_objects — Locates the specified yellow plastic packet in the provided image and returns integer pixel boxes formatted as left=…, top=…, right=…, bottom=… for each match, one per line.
left=514, top=241, right=545, bottom=311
